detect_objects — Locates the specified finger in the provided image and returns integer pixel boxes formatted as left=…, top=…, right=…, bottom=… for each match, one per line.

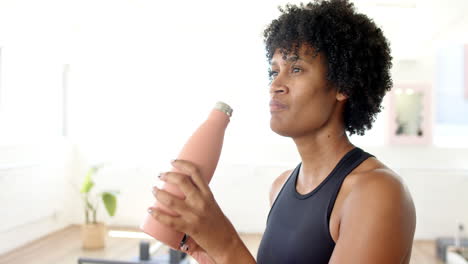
left=182, top=237, right=217, bottom=264
left=147, top=207, right=184, bottom=231
left=159, top=171, right=201, bottom=200
left=180, top=235, right=194, bottom=253
left=171, top=159, right=210, bottom=195
left=153, top=187, right=189, bottom=215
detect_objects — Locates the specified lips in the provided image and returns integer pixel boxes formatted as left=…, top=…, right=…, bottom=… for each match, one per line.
left=269, top=99, right=288, bottom=112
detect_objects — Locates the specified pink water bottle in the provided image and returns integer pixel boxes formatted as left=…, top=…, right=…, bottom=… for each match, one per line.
left=140, top=101, right=233, bottom=250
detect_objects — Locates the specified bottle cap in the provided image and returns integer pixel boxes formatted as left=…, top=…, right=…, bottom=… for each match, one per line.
left=214, top=101, right=233, bottom=117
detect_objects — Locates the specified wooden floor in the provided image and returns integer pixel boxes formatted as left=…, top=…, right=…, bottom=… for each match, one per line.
left=0, top=225, right=443, bottom=264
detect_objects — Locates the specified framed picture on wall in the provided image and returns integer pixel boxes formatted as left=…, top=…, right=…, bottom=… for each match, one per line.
left=387, top=83, right=432, bottom=145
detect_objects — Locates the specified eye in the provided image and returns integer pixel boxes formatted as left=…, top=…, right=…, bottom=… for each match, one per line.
left=292, top=67, right=302, bottom=73
left=268, top=69, right=279, bottom=79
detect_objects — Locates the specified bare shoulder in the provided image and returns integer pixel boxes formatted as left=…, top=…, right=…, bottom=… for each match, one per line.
left=329, top=158, right=416, bottom=263
left=342, top=157, right=416, bottom=239
left=269, top=169, right=293, bottom=206
left=350, top=159, right=413, bottom=204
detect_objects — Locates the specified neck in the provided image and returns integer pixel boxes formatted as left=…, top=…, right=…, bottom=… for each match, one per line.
left=292, top=100, right=355, bottom=184
left=294, top=128, right=354, bottom=180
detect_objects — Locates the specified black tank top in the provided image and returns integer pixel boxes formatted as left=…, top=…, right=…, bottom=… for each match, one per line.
left=257, top=147, right=374, bottom=264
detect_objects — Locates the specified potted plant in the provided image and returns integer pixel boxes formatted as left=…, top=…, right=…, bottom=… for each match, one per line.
left=80, top=164, right=119, bottom=249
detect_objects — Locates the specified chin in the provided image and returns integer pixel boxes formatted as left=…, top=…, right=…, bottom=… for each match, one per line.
left=270, top=120, right=293, bottom=137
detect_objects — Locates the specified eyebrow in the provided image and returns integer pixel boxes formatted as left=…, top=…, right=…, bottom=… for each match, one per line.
left=271, top=55, right=304, bottom=66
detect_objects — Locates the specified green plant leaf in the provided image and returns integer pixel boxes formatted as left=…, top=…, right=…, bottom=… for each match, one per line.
left=80, top=169, right=95, bottom=193
left=80, top=166, right=103, bottom=193
left=101, top=192, right=117, bottom=217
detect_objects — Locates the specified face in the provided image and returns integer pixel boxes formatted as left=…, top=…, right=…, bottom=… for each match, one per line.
left=269, top=45, right=344, bottom=138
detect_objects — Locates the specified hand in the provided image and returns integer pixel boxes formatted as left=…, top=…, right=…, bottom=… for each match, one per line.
left=182, top=236, right=216, bottom=264
left=147, top=159, right=239, bottom=262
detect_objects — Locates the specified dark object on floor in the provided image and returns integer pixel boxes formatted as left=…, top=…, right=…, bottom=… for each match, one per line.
left=139, top=241, right=150, bottom=261
left=170, top=248, right=186, bottom=264
left=436, top=237, right=468, bottom=262
left=77, top=241, right=188, bottom=264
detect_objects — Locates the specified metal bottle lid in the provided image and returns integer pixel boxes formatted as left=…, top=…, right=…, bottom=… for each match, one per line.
left=214, top=101, right=233, bottom=117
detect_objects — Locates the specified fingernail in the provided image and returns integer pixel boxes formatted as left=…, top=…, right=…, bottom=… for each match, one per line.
left=147, top=208, right=153, bottom=214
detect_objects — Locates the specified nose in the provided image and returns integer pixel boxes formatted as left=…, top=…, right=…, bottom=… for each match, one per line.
left=269, top=76, right=289, bottom=96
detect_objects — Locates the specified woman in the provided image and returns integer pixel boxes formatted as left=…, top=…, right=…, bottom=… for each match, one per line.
left=147, top=0, right=416, bottom=263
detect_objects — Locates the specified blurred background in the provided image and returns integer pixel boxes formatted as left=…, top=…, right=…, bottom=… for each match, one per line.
left=0, top=0, right=467, bottom=263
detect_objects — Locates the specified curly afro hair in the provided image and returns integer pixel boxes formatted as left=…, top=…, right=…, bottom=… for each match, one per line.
left=263, top=0, right=393, bottom=136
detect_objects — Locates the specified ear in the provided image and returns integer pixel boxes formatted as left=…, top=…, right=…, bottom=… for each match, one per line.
left=336, top=92, right=348, bottom=102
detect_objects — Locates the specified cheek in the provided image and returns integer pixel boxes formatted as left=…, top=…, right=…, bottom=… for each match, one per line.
left=292, top=89, right=336, bottom=124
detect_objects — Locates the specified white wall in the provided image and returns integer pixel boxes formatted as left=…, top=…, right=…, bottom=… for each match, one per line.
left=0, top=140, right=76, bottom=254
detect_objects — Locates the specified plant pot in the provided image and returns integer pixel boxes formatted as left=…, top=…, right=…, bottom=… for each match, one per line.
left=81, top=222, right=107, bottom=250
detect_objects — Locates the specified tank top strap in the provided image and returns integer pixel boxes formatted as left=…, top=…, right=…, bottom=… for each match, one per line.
left=326, top=147, right=375, bottom=220
left=265, top=162, right=301, bottom=224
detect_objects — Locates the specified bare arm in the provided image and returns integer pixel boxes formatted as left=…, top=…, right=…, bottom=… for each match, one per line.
left=216, top=232, right=256, bottom=264
left=329, top=170, right=416, bottom=264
